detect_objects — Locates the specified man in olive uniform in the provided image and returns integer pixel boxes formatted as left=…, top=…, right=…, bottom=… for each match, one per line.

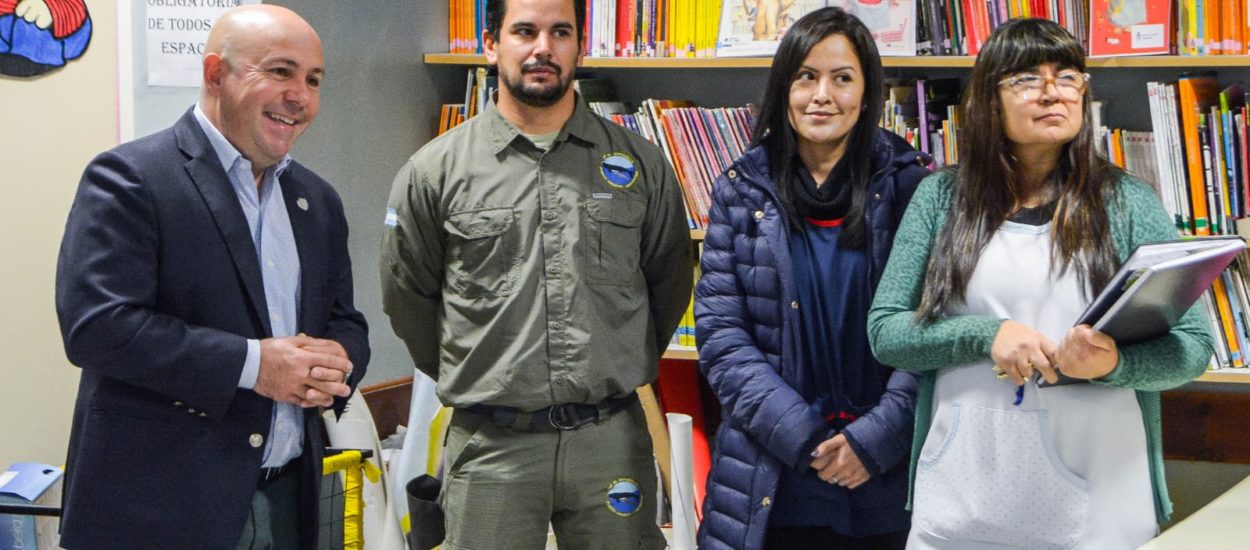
left=379, top=0, right=692, bottom=548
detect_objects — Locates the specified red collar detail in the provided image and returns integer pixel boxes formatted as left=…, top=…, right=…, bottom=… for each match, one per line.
left=805, top=217, right=845, bottom=228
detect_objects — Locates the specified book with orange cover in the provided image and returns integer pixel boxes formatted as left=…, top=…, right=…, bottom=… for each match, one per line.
left=1211, top=275, right=1245, bottom=367
left=1088, top=0, right=1171, bottom=56
left=1178, top=72, right=1221, bottom=235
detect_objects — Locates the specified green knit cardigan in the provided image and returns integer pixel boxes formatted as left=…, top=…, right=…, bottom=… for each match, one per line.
left=867, top=170, right=1215, bottom=523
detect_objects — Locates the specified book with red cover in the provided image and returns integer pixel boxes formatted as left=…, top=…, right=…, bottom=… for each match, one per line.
left=1088, top=0, right=1171, bottom=56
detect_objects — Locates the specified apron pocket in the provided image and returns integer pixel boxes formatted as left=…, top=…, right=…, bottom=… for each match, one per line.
left=914, top=402, right=1090, bottom=550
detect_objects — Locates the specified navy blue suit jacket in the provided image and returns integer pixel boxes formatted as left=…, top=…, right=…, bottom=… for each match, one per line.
left=55, top=110, right=370, bottom=550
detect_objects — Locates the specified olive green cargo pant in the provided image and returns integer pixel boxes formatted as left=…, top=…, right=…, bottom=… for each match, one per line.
left=438, top=401, right=666, bottom=550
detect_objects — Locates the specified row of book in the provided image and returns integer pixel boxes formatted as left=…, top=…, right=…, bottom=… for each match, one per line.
left=447, top=0, right=1250, bottom=58
left=446, top=0, right=724, bottom=57
left=448, top=0, right=486, bottom=54
left=1141, top=73, right=1250, bottom=237
left=1176, top=0, right=1249, bottom=55
left=588, top=0, right=724, bottom=58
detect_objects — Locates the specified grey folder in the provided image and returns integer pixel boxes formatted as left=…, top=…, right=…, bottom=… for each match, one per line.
left=1038, top=235, right=1246, bottom=387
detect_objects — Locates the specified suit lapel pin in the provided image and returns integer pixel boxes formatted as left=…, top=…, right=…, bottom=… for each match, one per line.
left=297, top=197, right=309, bottom=211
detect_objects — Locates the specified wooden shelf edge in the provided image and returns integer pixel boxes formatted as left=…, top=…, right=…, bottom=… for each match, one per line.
left=662, top=348, right=699, bottom=361
left=1196, top=370, right=1250, bottom=384
left=425, top=53, right=1250, bottom=69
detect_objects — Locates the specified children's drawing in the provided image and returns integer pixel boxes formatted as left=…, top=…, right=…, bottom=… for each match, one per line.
left=1, top=0, right=92, bottom=78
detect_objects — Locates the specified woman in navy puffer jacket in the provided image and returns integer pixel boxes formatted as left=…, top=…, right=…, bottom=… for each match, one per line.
left=694, top=8, right=930, bottom=550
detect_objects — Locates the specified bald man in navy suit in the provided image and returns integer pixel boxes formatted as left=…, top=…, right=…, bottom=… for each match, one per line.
left=55, top=6, right=368, bottom=549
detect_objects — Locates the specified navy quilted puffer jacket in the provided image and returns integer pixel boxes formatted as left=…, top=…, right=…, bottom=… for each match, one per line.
left=694, top=129, right=930, bottom=550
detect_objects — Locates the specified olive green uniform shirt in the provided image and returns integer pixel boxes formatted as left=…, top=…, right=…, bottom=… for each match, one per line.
left=381, top=97, right=693, bottom=410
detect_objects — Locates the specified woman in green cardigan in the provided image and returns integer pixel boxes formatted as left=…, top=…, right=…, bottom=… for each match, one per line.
left=866, top=18, right=1213, bottom=550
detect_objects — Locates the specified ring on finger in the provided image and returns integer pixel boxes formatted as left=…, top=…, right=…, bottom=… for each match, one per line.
left=829, top=476, right=839, bottom=485
left=992, top=365, right=1009, bottom=379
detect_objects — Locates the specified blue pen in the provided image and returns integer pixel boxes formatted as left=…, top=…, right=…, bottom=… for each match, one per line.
left=1013, top=384, right=1025, bottom=406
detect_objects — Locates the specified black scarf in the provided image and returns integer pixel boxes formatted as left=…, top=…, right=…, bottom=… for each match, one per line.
left=789, top=157, right=853, bottom=221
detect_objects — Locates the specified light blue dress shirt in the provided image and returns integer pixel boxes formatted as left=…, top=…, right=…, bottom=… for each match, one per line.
left=194, top=104, right=303, bottom=468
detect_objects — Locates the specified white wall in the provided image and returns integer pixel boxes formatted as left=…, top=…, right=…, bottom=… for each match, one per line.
left=0, top=2, right=117, bottom=468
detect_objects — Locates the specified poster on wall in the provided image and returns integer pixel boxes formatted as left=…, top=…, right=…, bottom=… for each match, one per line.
left=145, top=0, right=241, bottom=87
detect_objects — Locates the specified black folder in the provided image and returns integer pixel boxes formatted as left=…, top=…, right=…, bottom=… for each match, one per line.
left=1037, top=235, right=1245, bottom=387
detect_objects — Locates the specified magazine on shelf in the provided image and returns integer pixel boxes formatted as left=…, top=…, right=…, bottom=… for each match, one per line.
left=1038, top=235, right=1246, bottom=387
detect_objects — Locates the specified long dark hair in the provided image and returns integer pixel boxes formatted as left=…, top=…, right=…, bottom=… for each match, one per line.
left=916, top=18, right=1119, bottom=321
left=752, top=7, right=884, bottom=249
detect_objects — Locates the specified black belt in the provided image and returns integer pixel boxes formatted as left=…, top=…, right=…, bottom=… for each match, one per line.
left=258, top=461, right=295, bottom=484
left=461, top=393, right=638, bottom=432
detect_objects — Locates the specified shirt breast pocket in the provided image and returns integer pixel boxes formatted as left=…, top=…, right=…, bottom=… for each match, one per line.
left=444, top=206, right=520, bottom=298
left=582, top=198, right=644, bottom=286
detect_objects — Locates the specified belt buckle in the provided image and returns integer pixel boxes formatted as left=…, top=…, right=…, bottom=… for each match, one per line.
left=547, top=403, right=588, bottom=430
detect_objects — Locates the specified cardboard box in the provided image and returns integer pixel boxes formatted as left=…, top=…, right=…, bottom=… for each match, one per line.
left=0, top=463, right=62, bottom=550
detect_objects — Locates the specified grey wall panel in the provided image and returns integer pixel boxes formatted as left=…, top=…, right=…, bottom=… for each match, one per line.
left=273, top=0, right=447, bottom=383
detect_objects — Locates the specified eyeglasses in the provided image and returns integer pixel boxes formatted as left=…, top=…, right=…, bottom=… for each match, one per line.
left=998, top=72, right=1090, bottom=101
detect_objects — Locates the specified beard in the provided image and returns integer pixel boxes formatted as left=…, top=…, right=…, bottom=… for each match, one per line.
left=501, top=60, right=574, bottom=107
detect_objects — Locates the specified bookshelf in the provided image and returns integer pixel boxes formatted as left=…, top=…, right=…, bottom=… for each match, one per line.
left=423, top=53, right=1250, bottom=387
left=425, top=53, right=1250, bottom=69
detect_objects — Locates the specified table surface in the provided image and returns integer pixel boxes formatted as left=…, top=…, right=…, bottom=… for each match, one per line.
left=1139, top=474, right=1250, bottom=549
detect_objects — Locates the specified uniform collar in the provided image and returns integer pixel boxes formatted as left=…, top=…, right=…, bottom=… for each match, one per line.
left=482, top=92, right=605, bottom=154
